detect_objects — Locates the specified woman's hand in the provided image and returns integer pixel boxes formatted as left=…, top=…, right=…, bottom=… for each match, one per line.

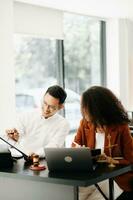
left=72, top=141, right=86, bottom=148
left=97, top=153, right=119, bottom=164
left=105, top=155, right=119, bottom=164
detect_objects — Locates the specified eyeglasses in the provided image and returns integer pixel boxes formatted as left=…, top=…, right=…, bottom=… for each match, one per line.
left=43, top=101, right=59, bottom=112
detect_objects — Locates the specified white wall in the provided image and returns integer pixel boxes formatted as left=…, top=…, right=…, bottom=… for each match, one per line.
left=119, top=19, right=130, bottom=109
left=127, top=20, right=133, bottom=110
left=106, top=18, right=133, bottom=110
left=106, top=19, right=120, bottom=96
left=0, top=0, right=16, bottom=134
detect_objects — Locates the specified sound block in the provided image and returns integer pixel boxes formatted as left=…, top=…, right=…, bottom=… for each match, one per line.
left=30, top=165, right=46, bottom=171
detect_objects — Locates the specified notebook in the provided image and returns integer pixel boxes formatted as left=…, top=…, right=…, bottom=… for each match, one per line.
left=45, top=147, right=95, bottom=172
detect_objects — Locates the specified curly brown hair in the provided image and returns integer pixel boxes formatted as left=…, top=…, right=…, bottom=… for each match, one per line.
left=81, top=86, right=130, bottom=126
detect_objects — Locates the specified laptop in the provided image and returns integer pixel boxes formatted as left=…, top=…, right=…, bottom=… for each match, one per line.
left=45, top=147, right=95, bottom=172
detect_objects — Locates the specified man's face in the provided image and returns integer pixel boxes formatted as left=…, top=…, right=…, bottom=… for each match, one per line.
left=42, top=93, right=63, bottom=118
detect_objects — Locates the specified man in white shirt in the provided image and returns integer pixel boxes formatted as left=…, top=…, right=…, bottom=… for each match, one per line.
left=6, top=85, right=69, bottom=157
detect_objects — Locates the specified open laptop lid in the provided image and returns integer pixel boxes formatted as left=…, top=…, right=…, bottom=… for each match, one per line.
left=45, top=147, right=94, bottom=172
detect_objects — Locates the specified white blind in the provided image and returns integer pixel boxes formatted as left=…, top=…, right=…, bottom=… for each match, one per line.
left=14, top=2, right=63, bottom=39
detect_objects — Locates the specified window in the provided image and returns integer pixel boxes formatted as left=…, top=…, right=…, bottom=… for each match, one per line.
left=14, top=13, right=106, bottom=133
left=64, top=13, right=105, bottom=94
left=15, top=35, right=57, bottom=91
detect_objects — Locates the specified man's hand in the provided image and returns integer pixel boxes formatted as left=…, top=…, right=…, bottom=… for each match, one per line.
left=6, top=128, right=19, bottom=142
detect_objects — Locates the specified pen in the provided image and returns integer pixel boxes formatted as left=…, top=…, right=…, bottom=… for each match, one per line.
left=72, top=141, right=86, bottom=148
left=72, top=141, right=81, bottom=147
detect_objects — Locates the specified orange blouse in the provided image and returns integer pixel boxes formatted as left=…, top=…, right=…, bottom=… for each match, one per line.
left=72, top=119, right=133, bottom=191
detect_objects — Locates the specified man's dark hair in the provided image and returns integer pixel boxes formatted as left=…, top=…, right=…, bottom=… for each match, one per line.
left=45, top=85, right=67, bottom=104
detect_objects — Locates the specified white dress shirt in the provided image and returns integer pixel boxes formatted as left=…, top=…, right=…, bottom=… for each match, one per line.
left=8, top=110, right=69, bottom=157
